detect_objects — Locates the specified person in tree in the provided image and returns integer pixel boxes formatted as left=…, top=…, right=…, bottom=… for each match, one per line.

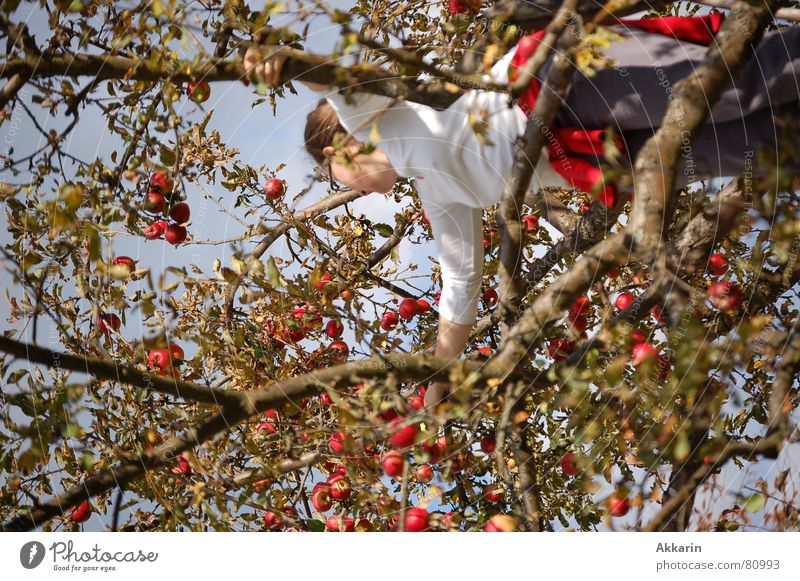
left=243, top=12, right=800, bottom=407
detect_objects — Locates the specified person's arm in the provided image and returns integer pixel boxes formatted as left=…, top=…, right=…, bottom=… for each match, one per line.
left=243, top=47, right=327, bottom=91
left=422, top=203, right=483, bottom=408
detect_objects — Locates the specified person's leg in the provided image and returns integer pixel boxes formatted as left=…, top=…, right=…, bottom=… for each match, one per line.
left=620, top=100, right=800, bottom=188
left=555, top=25, right=800, bottom=133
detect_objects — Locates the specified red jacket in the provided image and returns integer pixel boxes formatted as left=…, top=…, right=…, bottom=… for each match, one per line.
left=508, top=12, right=725, bottom=207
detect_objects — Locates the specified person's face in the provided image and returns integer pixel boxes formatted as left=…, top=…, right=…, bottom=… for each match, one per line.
left=323, top=143, right=398, bottom=194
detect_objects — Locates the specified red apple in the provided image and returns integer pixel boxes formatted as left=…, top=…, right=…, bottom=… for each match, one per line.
left=381, top=311, right=399, bottom=331
left=325, top=515, right=355, bottom=532
left=483, top=514, right=518, bottom=532
left=168, top=202, right=190, bottom=224
left=522, top=214, right=539, bottom=232
left=651, top=305, right=664, bottom=324
left=416, top=464, right=434, bottom=483
left=382, top=450, right=404, bottom=478
left=448, top=0, right=481, bottom=16
left=480, top=437, right=496, bottom=454
left=709, top=280, right=742, bottom=311
left=631, top=342, right=659, bottom=366
left=421, top=210, right=430, bottom=225
left=398, top=297, right=420, bottom=321
left=483, top=288, right=498, bottom=306
left=143, top=191, right=166, bottom=213
left=483, top=484, right=502, bottom=503
left=707, top=252, right=728, bottom=276
left=608, top=496, right=630, bottom=517
left=434, top=290, right=442, bottom=306
left=149, top=171, right=172, bottom=194
left=112, top=256, right=136, bottom=277
left=570, top=295, right=591, bottom=316
left=312, top=484, right=333, bottom=512
left=263, top=510, right=283, bottom=530
left=328, top=340, right=349, bottom=361
left=325, top=319, right=344, bottom=338
left=70, top=501, right=92, bottom=523
left=580, top=203, right=592, bottom=215
left=98, top=313, right=121, bottom=334
left=547, top=337, right=574, bottom=361
left=389, top=419, right=417, bottom=449
left=408, top=395, right=424, bottom=410
left=172, top=454, right=192, bottom=476
left=147, top=348, right=171, bottom=371
left=403, top=507, right=429, bottom=532
left=328, top=431, right=351, bottom=454
left=567, top=311, right=587, bottom=332
left=330, top=477, right=352, bottom=501
left=614, top=292, right=635, bottom=311
left=164, top=224, right=187, bottom=245
left=168, top=342, right=184, bottom=362
left=477, top=346, right=493, bottom=358
left=631, top=328, right=646, bottom=345
left=416, top=299, right=431, bottom=313
left=560, top=452, right=577, bottom=476
left=264, top=178, right=286, bottom=201
left=187, top=81, right=210, bottom=103
left=143, top=220, right=167, bottom=240
left=315, top=272, right=334, bottom=292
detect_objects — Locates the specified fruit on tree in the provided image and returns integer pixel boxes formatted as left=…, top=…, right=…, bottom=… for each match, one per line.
left=112, top=256, right=136, bottom=278
left=483, top=287, right=498, bottom=306
left=315, top=272, right=334, bottom=292
left=143, top=220, right=167, bottom=240
left=522, top=214, right=539, bottom=232
left=264, top=178, right=286, bottom=201
left=631, top=342, right=659, bottom=367
left=328, top=340, right=349, bottom=361
left=168, top=202, right=190, bottom=224
left=571, top=295, right=591, bottom=316
left=187, top=81, right=211, bottom=103
left=416, top=464, right=434, bottom=483
left=708, top=252, right=728, bottom=276
left=416, top=299, right=431, bottom=314
left=325, top=516, right=355, bottom=532
left=608, top=495, right=630, bottom=517
left=328, top=431, right=351, bottom=454
left=325, top=319, right=344, bottom=338
left=312, top=483, right=333, bottom=512
left=407, top=394, right=424, bottom=410
left=330, top=477, right=352, bottom=501
left=381, top=311, right=399, bottom=331
left=165, top=224, right=187, bottom=245
left=480, top=436, right=496, bottom=454
left=483, top=484, right=502, bottom=503
left=560, top=452, right=578, bottom=476
left=263, top=510, right=283, bottom=530
left=70, top=501, right=92, bottom=524
left=614, top=292, right=635, bottom=311
left=403, top=507, right=429, bottom=532
left=483, top=514, right=518, bottom=532
left=398, top=297, right=421, bottom=320
left=382, top=450, right=404, bottom=477
left=389, top=419, right=417, bottom=448
left=143, top=191, right=166, bottom=213
left=709, top=280, right=742, bottom=311
left=98, top=313, right=121, bottom=334
left=448, top=0, right=481, bottom=16
left=547, top=337, right=574, bottom=361
left=630, top=328, right=646, bottom=345
left=149, top=171, right=172, bottom=194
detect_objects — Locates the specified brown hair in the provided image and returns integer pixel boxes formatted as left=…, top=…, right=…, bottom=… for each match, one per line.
left=304, top=98, right=347, bottom=166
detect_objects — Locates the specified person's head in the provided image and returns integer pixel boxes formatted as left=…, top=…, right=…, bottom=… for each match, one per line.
left=304, top=99, right=398, bottom=194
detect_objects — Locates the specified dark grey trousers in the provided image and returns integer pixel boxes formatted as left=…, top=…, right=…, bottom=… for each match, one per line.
left=554, top=25, right=800, bottom=187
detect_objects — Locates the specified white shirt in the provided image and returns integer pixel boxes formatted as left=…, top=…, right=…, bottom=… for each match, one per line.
left=323, top=47, right=568, bottom=325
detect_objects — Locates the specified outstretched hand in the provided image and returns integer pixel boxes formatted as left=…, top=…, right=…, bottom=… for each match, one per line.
left=243, top=47, right=287, bottom=88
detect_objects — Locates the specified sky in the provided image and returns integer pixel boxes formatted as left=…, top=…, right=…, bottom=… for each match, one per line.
left=1, top=1, right=799, bottom=532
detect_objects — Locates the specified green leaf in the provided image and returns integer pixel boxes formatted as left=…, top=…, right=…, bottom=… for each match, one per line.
left=744, top=492, right=766, bottom=513
left=373, top=223, right=394, bottom=238
left=306, top=519, right=325, bottom=532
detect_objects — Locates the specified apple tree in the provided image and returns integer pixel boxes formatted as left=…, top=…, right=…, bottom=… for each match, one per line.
left=1, top=0, right=800, bottom=533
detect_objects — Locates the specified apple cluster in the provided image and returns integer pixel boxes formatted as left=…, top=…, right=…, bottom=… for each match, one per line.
left=142, top=172, right=190, bottom=245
